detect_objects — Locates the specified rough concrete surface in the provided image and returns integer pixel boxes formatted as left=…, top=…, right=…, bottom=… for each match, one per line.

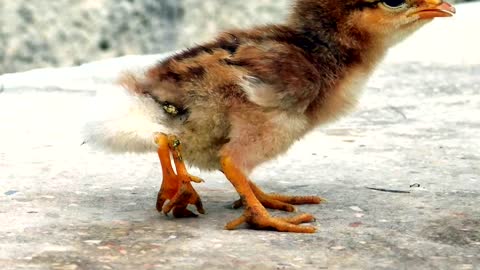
left=1, top=4, right=480, bottom=270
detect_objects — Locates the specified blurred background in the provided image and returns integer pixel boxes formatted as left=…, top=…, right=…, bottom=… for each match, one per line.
left=0, top=0, right=289, bottom=74
left=1, top=0, right=474, bottom=75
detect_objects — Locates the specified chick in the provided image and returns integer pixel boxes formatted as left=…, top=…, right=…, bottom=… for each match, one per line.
left=85, top=0, right=455, bottom=232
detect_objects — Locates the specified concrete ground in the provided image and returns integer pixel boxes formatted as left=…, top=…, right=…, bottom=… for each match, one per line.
left=1, top=4, right=479, bottom=270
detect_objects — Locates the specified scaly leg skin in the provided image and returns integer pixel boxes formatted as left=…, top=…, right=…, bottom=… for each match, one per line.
left=232, top=181, right=325, bottom=212
left=221, top=156, right=316, bottom=233
left=155, top=134, right=205, bottom=218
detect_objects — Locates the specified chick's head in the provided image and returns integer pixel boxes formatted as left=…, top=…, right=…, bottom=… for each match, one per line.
left=348, top=0, right=456, bottom=45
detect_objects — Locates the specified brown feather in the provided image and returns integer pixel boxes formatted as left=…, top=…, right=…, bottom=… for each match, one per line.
left=121, top=0, right=438, bottom=171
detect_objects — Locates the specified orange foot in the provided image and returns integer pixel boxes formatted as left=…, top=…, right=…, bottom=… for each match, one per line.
left=232, top=181, right=324, bottom=212
left=155, top=134, right=205, bottom=218
left=226, top=208, right=316, bottom=233
left=221, top=156, right=317, bottom=233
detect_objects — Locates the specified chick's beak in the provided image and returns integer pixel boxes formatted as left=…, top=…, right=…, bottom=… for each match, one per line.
left=409, top=1, right=456, bottom=19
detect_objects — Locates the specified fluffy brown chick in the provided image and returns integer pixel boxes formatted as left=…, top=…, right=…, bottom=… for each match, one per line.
left=86, top=0, right=455, bottom=232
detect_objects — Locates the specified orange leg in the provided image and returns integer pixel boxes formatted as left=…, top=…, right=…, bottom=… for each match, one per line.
left=221, top=156, right=316, bottom=233
left=155, top=134, right=205, bottom=218
left=232, top=181, right=324, bottom=212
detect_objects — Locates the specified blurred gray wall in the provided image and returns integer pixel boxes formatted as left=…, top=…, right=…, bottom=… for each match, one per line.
left=0, top=0, right=290, bottom=74
left=1, top=0, right=470, bottom=74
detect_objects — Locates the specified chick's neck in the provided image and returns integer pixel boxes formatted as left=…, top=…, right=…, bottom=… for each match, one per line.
left=288, top=4, right=384, bottom=70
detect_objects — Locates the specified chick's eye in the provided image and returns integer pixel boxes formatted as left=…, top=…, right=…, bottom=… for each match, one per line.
left=381, top=0, right=408, bottom=9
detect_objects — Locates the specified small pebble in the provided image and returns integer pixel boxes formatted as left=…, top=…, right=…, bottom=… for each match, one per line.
left=349, top=222, right=363, bottom=228
left=349, top=206, right=364, bottom=212
left=120, top=187, right=137, bottom=191
left=54, top=264, right=78, bottom=270
left=4, top=190, right=18, bottom=196
left=84, top=240, right=102, bottom=245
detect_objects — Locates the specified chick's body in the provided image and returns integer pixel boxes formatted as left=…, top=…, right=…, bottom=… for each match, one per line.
left=86, top=0, right=455, bottom=231
left=125, top=24, right=381, bottom=173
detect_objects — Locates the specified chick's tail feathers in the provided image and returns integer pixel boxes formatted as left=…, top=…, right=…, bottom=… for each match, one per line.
left=83, top=83, right=172, bottom=153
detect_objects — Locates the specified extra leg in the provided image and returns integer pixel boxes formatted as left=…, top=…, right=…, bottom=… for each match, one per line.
left=232, top=181, right=325, bottom=212
left=155, top=134, right=205, bottom=218
left=221, top=156, right=316, bottom=233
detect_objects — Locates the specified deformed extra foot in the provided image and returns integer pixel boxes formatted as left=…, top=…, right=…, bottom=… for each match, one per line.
left=156, top=176, right=205, bottom=218
left=155, top=133, right=205, bottom=218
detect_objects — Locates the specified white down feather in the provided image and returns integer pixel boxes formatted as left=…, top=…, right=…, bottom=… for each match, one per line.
left=83, top=84, right=174, bottom=153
